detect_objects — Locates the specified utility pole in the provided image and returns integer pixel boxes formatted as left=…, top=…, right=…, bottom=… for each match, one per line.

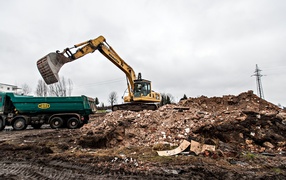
left=252, top=64, right=264, bottom=99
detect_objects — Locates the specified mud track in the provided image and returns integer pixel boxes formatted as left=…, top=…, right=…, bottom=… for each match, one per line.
left=0, top=127, right=285, bottom=179
left=0, top=128, right=183, bottom=179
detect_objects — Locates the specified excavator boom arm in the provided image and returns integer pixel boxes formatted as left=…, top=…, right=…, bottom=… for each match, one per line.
left=70, top=36, right=136, bottom=96
left=72, top=36, right=137, bottom=87
left=37, top=36, right=137, bottom=96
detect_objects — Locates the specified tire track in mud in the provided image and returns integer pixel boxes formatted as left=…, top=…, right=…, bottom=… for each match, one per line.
left=1, top=161, right=51, bottom=180
left=0, top=160, right=183, bottom=179
left=0, top=161, right=102, bottom=180
left=0, top=125, right=54, bottom=142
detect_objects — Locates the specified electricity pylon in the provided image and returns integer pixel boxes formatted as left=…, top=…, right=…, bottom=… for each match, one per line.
left=252, top=64, right=264, bottom=99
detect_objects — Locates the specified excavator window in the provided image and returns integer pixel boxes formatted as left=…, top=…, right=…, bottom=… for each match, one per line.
left=134, top=82, right=151, bottom=97
left=146, top=83, right=151, bottom=95
left=134, top=83, right=141, bottom=97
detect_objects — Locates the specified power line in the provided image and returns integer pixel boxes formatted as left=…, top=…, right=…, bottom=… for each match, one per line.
left=73, top=78, right=125, bottom=89
left=263, top=65, right=286, bottom=70
left=251, top=64, right=265, bottom=99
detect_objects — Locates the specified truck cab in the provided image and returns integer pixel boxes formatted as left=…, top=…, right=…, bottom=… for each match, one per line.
left=0, top=92, right=3, bottom=113
left=0, top=92, right=7, bottom=130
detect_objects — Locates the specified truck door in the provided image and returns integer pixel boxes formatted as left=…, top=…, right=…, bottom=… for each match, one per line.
left=0, top=93, right=5, bottom=130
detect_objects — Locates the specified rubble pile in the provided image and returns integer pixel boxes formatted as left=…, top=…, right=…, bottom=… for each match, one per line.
left=79, top=91, right=286, bottom=155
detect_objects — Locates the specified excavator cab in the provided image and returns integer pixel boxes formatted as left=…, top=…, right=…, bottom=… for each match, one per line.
left=133, top=80, right=151, bottom=98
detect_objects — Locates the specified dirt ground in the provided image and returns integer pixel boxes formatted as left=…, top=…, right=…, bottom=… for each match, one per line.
left=0, top=91, right=286, bottom=179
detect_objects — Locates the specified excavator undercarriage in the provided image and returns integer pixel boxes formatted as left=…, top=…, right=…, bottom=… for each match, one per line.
left=112, top=102, right=158, bottom=111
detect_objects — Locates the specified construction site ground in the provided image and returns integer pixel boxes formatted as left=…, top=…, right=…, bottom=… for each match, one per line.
left=0, top=91, right=286, bottom=179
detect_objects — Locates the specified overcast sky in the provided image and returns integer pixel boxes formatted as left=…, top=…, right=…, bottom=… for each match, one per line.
left=1, top=0, right=285, bottom=106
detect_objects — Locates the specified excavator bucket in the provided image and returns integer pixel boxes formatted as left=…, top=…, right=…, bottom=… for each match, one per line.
left=36, top=52, right=70, bottom=85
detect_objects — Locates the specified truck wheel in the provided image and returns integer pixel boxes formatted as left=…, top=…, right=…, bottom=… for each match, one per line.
left=50, top=117, right=63, bottom=129
left=32, top=124, right=42, bottom=129
left=67, top=117, right=80, bottom=129
left=13, top=118, right=27, bottom=131
left=0, top=118, right=5, bottom=131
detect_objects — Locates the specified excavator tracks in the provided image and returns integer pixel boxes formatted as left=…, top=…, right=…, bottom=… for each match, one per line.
left=112, top=103, right=158, bottom=111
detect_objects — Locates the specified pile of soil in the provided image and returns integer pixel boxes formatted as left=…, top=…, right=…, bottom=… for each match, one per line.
left=80, top=90, right=286, bottom=155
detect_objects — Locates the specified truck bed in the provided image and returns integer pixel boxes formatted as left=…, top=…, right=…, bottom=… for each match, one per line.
left=6, top=93, right=95, bottom=115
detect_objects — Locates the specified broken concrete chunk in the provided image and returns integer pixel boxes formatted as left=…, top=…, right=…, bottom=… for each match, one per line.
left=190, top=140, right=216, bottom=155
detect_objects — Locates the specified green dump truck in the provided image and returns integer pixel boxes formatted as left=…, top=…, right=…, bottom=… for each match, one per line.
left=0, top=92, right=96, bottom=131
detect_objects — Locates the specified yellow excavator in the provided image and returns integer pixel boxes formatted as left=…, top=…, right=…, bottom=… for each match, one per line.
left=37, top=35, right=161, bottom=111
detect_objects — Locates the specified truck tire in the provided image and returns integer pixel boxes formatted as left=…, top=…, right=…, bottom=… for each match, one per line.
left=67, top=117, right=80, bottom=129
left=12, top=118, right=27, bottom=131
left=0, top=118, right=5, bottom=131
left=50, top=117, right=63, bottom=129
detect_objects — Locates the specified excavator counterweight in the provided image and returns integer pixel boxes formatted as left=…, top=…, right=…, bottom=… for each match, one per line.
left=37, top=52, right=70, bottom=84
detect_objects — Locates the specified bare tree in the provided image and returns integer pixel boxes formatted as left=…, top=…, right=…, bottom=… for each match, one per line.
left=67, top=78, right=73, bottom=96
left=21, top=83, right=31, bottom=95
left=100, top=102, right=105, bottom=108
left=108, top=91, right=118, bottom=106
left=35, top=79, right=48, bottom=97
left=95, top=97, right=99, bottom=105
left=167, top=93, right=175, bottom=103
left=48, top=76, right=73, bottom=97
left=180, top=94, right=188, bottom=101
left=160, top=93, right=175, bottom=106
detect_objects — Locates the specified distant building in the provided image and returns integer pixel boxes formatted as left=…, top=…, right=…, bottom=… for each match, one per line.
left=0, top=83, right=21, bottom=93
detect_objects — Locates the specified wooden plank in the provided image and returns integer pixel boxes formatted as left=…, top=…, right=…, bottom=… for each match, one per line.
left=157, top=140, right=191, bottom=156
